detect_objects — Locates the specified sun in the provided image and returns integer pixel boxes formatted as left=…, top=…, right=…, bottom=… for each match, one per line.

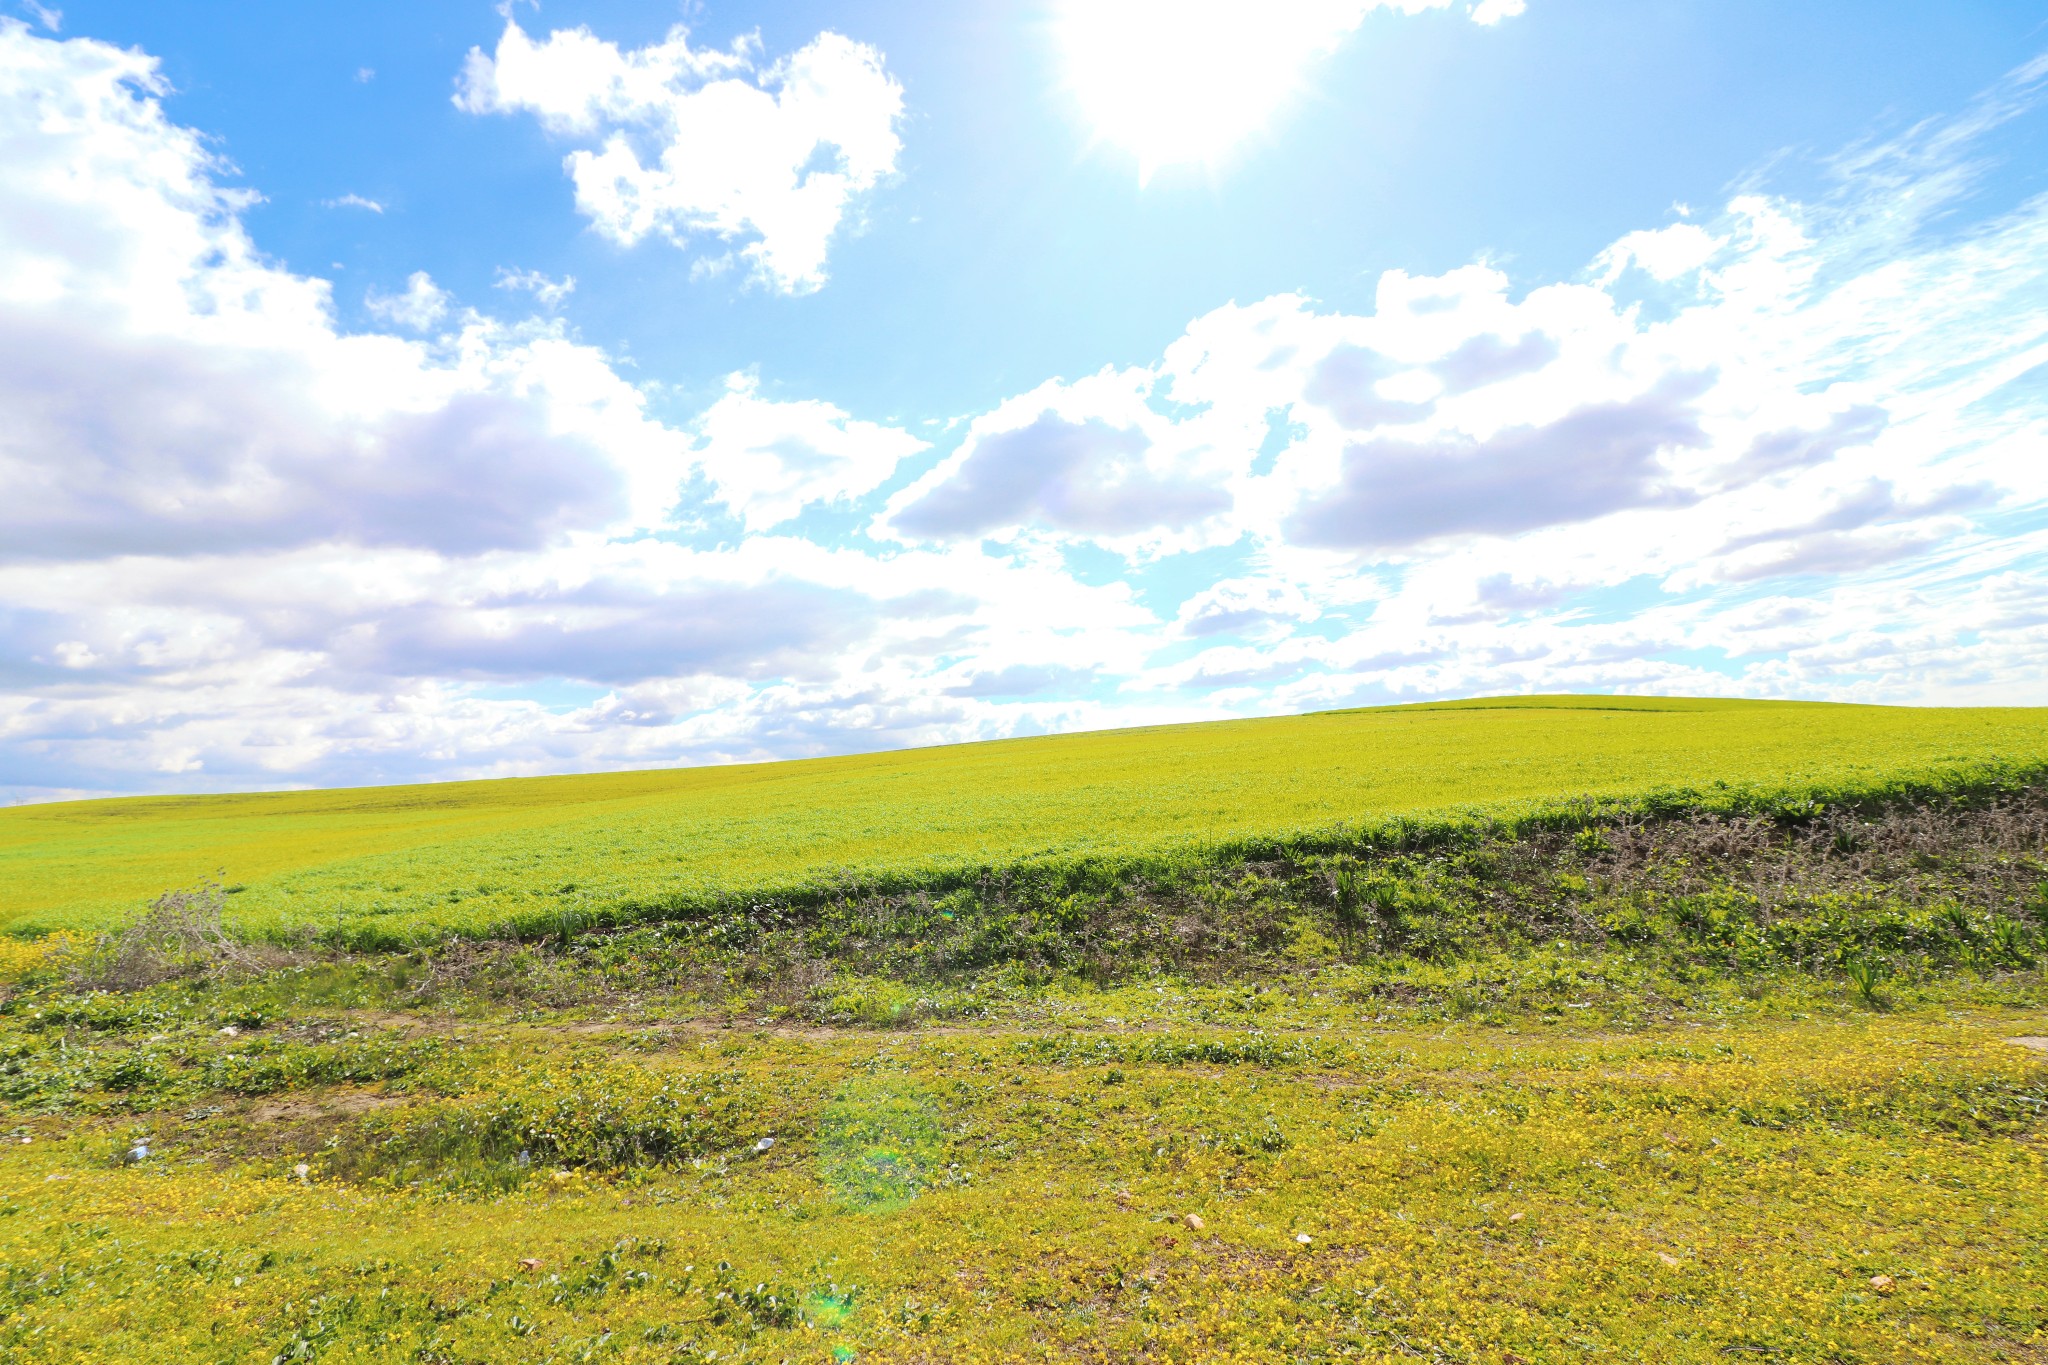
left=1055, top=0, right=1355, bottom=181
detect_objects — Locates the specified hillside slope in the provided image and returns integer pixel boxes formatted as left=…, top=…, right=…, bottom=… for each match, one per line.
left=4, top=695, right=2045, bottom=939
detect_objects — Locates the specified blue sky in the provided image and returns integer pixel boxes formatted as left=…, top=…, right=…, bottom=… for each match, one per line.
left=2, top=0, right=2045, bottom=800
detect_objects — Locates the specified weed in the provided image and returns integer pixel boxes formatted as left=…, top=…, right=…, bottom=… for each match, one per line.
left=1844, top=956, right=1892, bottom=1008
left=1989, top=916, right=2037, bottom=968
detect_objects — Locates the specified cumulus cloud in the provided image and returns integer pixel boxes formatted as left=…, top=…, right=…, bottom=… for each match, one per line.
left=1471, top=0, right=1527, bottom=24
left=1177, top=578, right=1319, bottom=638
left=364, top=271, right=449, bottom=330
left=4, top=20, right=2048, bottom=803
left=455, top=19, right=903, bottom=294
left=690, top=373, right=925, bottom=531
left=0, top=26, right=693, bottom=568
left=331, top=575, right=901, bottom=687
left=945, top=663, right=1098, bottom=699
left=1722, top=406, right=1888, bottom=486
left=870, top=56, right=2048, bottom=729
left=891, top=411, right=1232, bottom=541
left=1594, top=222, right=1721, bottom=284
left=1434, top=331, right=1560, bottom=393
left=1478, top=573, right=1571, bottom=610
left=0, top=22, right=1158, bottom=798
left=1304, top=345, right=1437, bottom=429
left=1287, top=373, right=1713, bottom=551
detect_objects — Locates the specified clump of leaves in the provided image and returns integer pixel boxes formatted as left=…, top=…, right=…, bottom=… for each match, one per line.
left=1572, top=828, right=1613, bottom=859
left=1989, top=917, right=2037, bottom=969
left=1843, top=956, right=1892, bottom=1008
left=1329, top=863, right=1408, bottom=955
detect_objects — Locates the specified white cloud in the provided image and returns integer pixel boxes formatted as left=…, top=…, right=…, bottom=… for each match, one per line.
left=688, top=373, right=925, bottom=531
left=1471, top=0, right=1526, bottom=25
left=1177, top=579, right=1319, bottom=638
left=1594, top=222, right=1720, bottom=284
left=881, top=365, right=1251, bottom=552
left=455, top=19, right=903, bottom=294
left=2, top=20, right=2046, bottom=804
left=364, top=270, right=450, bottom=330
left=0, top=25, right=690, bottom=562
left=324, top=192, right=384, bottom=213
left=0, top=22, right=1140, bottom=799
left=874, top=58, right=2048, bottom=719
left=494, top=266, right=575, bottom=307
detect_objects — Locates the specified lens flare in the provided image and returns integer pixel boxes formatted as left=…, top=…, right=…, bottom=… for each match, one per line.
left=1056, top=0, right=1365, bottom=180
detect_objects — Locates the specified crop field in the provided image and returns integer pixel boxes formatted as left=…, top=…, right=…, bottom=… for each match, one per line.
left=4, top=696, right=2047, bottom=942
left=2, top=696, right=2046, bottom=1362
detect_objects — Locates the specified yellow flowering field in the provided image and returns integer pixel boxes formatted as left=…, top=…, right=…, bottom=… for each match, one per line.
left=1, top=993, right=2042, bottom=1363
left=3, top=695, right=2045, bottom=942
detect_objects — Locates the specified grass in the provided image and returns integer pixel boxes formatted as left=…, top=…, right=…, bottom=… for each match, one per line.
left=1, top=972, right=2043, bottom=1363
left=2, top=695, right=2045, bottom=1360
left=4, top=695, right=2047, bottom=944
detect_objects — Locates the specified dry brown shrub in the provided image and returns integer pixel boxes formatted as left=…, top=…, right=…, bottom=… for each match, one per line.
left=75, top=876, right=273, bottom=991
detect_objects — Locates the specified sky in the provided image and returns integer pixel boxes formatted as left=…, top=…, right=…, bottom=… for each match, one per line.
left=2, top=1, right=2046, bottom=803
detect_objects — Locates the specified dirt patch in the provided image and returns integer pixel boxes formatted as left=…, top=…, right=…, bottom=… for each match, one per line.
left=2007, top=1037, right=2048, bottom=1054
left=247, top=1089, right=410, bottom=1124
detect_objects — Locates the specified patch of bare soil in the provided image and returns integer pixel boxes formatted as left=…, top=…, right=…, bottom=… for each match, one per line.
left=246, top=1089, right=409, bottom=1124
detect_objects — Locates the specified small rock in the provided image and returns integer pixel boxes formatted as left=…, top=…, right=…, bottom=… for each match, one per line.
left=1870, top=1274, right=1895, bottom=1294
left=753, top=1136, right=776, bottom=1155
left=1508, top=1212, right=1525, bottom=1223
left=217, top=1026, right=239, bottom=1038
left=293, top=1162, right=311, bottom=1183
left=1183, top=1213, right=1205, bottom=1232
left=122, top=1144, right=149, bottom=1164
left=518, top=1258, right=543, bottom=1272
left=1656, top=1252, right=1682, bottom=1268
left=1295, top=1233, right=1313, bottom=1246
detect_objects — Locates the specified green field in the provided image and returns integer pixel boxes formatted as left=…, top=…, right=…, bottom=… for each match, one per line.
left=5, top=696, right=2047, bottom=941
left=3, top=695, right=2046, bottom=1361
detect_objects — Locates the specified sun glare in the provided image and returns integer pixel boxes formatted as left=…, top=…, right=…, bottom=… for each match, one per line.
left=1056, top=0, right=1360, bottom=180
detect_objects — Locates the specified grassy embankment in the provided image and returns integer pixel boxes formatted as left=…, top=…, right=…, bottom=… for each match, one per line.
left=1, top=696, right=2045, bottom=1362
